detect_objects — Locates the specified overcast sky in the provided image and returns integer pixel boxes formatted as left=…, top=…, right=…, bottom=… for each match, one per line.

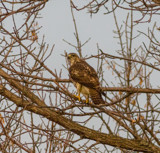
left=1, top=1, right=160, bottom=152
left=39, top=1, right=121, bottom=76
left=36, top=1, right=160, bottom=87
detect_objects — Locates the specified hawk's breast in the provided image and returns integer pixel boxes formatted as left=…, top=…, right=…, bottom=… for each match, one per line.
left=75, top=82, right=90, bottom=95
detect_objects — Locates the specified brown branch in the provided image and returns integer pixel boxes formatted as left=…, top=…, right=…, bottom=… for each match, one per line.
left=100, top=50, right=160, bottom=71
left=70, top=0, right=95, bottom=11
left=1, top=63, right=160, bottom=94
left=0, top=119, right=32, bottom=153
left=0, top=67, right=159, bottom=152
left=102, top=87, right=160, bottom=93
left=0, top=85, right=159, bottom=152
left=0, top=1, right=47, bottom=22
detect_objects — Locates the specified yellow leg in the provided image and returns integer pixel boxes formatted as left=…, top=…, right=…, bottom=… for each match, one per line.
left=74, top=93, right=81, bottom=101
left=86, top=98, right=89, bottom=104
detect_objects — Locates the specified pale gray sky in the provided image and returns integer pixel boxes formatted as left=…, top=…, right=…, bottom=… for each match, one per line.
left=2, top=1, right=160, bottom=152
left=38, top=0, right=160, bottom=88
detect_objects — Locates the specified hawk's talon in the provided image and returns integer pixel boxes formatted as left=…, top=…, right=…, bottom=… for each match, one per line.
left=74, top=94, right=81, bottom=101
left=86, top=98, right=89, bottom=104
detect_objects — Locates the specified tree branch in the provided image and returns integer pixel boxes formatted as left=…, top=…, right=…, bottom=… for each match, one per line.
left=102, top=87, right=160, bottom=93
left=0, top=69, right=159, bottom=152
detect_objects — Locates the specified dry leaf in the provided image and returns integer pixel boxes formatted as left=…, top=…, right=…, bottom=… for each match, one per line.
left=31, top=29, right=38, bottom=42
left=131, top=100, right=136, bottom=106
left=112, top=70, right=114, bottom=75
left=125, top=98, right=128, bottom=105
left=144, top=102, right=150, bottom=108
left=132, top=119, right=136, bottom=123
left=113, top=63, right=116, bottom=70
left=144, top=103, right=147, bottom=108
left=0, top=113, right=5, bottom=124
left=137, top=115, right=144, bottom=121
left=140, top=115, right=144, bottom=120
left=119, top=91, right=122, bottom=95
left=139, top=77, right=143, bottom=85
left=23, top=117, right=26, bottom=124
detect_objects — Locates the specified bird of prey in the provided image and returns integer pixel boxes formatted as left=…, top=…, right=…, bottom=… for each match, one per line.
left=67, top=53, right=105, bottom=105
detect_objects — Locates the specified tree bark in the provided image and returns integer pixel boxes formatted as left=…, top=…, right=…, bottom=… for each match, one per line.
left=0, top=68, right=159, bottom=152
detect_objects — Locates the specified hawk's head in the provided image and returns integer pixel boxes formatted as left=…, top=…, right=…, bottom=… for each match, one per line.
left=67, top=53, right=80, bottom=66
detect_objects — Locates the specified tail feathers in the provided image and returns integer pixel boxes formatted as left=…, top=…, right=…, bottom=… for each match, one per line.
left=89, top=88, right=105, bottom=105
left=95, top=86, right=106, bottom=97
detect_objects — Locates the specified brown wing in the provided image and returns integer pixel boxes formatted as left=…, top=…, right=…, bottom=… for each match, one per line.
left=69, top=60, right=99, bottom=89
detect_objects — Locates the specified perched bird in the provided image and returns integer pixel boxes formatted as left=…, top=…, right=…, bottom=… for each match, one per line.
left=67, top=53, right=105, bottom=105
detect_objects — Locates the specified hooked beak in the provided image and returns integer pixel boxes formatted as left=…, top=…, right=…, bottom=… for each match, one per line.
left=67, top=54, right=71, bottom=60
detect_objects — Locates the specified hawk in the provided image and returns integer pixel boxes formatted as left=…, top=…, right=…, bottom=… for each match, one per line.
left=67, top=53, right=105, bottom=105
